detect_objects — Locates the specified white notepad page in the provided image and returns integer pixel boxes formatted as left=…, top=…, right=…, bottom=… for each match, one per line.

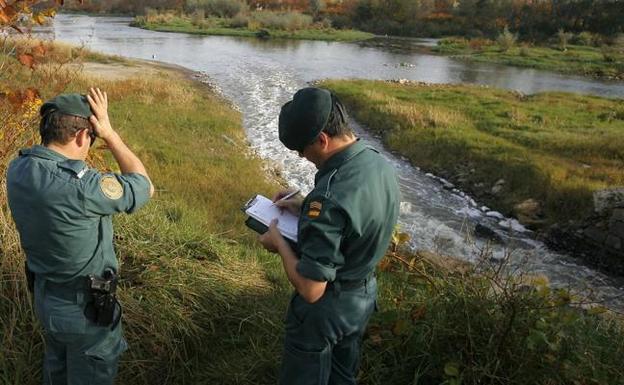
left=245, top=195, right=299, bottom=242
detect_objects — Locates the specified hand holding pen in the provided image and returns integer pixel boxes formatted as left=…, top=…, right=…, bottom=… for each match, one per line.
left=272, top=189, right=303, bottom=216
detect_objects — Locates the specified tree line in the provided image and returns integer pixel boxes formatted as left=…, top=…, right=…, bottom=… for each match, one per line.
left=348, top=0, right=624, bottom=40
left=65, top=0, right=624, bottom=41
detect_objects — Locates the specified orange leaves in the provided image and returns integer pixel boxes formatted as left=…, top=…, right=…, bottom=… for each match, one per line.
left=0, top=1, right=17, bottom=24
left=15, top=42, right=48, bottom=69
left=4, top=87, right=41, bottom=108
left=0, top=1, right=63, bottom=31
left=17, top=53, right=34, bottom=68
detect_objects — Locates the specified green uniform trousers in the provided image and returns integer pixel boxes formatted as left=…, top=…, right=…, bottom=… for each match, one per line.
left=280, top=277, right=377, bottom=385
left=34, top=278, right=127, bottom=385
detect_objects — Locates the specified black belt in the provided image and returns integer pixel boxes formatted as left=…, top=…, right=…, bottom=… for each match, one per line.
left=328, top=274, right=375, bottom=291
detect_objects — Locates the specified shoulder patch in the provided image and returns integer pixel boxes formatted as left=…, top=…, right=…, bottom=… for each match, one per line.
left=100, top=176, right=123, bottom=200
left=307, top=201, right=322, bottom=218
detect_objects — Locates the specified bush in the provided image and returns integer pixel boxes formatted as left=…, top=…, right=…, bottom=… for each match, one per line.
left=497, top=27, right=517, bottom=52
left=468, top=38, right=493, bottom=51
left=361, top=250, right=624, bottom=385
left=190, top=9, right=205, bottom=26
left=602, top=46, right=619, bottom=62
left=144, top=8, right=176, bottom=24
left=185, top=0, right=248, bottom=18
left=556, top=28, right=574, bottom=51
left=574, top=31, right=594, bottom=46
left=227, top=12, right=249, bottom=28
left=438, top=37, right=469, bottom=49
left=251, top=11, right=313, bottom=31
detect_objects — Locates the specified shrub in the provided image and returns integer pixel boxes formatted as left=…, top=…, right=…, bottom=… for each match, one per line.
left=227, top=12, right=249, bottom=28
left=319, top=17, right=332, bottom=29
left=309, top=0, right=324, bottom=21
left=362, top=249, right=624, bottom=385
left=438, top=37, right=469, bottom=49
left=190, top=9, right=205, bottom=26
left=144, top=8, right=177, bottom=24
left=468, top=38, right=493, bottom=51
left=556, top=28, right=574, bottom=51
left=497, top=27, right=517, bottom=52
left=602, top=46, right=618, bottom=62
left=186, top=0, right=248, bottom=18
left=574, top=31, right=594, bottom=46
left=251, top=11, right=313, bottom=31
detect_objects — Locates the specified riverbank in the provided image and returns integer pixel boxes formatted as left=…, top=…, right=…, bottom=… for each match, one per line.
left=320, top=79, right=624, bottom=229
left=131, top=13, right=373, bottom=42
left=431, top=38, right=624, bottom=80
left=2, top=39, right=624, bottom=384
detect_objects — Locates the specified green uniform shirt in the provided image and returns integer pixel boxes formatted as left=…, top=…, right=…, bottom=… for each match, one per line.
left=7, top=145, right=151, bottom=283
left=296, top=140, right=401, bottom=282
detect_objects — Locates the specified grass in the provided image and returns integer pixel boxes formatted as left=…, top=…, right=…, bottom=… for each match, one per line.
left=131, top=13, right=374, bottom=42
left=319, top=79, right=624, bottom=226
left=432, top=38, right=624, bottom=80
left=2, top=38, right=624, bottom=385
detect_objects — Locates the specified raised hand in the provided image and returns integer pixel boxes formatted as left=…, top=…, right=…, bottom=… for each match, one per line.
left=87, top=87, right=115, bottom=141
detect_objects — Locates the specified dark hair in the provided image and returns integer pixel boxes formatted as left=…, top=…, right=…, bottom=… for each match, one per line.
left=39, top=111, right=92, bottom=146
left=321, top=93, right=353, bottom=137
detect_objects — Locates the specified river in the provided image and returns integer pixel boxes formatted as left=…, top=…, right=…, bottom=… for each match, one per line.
left=40, top=14, right=624, bottom=309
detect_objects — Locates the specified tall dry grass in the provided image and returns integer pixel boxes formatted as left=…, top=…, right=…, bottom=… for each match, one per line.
left=0, top=37, right=288, bottom=384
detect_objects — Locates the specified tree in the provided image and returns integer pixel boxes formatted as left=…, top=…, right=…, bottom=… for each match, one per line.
left=309, top=0, right=324, bottom=20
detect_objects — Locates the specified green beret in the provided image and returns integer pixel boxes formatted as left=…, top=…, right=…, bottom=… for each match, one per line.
left=40, top=93, right=91, bottom=119
left=279, top=87, right=332, bottom=152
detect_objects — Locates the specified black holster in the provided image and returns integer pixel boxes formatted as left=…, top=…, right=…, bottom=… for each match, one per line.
left=84, top=269, right=122, bottom=329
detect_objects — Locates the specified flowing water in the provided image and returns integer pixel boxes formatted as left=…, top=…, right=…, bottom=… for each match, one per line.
left=40, top=14, right=624, bottom=308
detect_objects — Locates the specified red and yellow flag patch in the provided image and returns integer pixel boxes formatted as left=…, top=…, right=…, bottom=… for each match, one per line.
left=307, top=201, right=322, bottom=218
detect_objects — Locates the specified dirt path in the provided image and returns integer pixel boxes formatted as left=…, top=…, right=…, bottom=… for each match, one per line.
left=80, top=59, right=195, bottom=81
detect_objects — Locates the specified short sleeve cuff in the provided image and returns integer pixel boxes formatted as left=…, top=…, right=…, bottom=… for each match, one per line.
left=120, top=173, right=151, bottom=213
left=296, top=257, right=336, bottom=282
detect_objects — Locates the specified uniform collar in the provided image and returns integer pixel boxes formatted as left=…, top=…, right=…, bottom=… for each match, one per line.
left=315, top=139, right=367, bottom=183
left=19, top=145, right=68, bottom=162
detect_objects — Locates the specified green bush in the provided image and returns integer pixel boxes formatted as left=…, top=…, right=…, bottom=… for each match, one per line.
left=227, top=12, right=249, bottom=28
left=362, top=251, right=624, bottom=385
left=497, top=27, right=517, bottom=52
left=185, top=0, right=248, bottom=18
left=574, top=31, right=595, bottom=46
left=190, top=9, right=205, bottom=26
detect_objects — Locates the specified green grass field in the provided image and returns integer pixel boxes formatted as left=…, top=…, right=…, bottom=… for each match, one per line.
left=320, top=79, right=624, bottom=226
left=432, top=38, right=624, bottom=79
left=2, top=39, right=624, bottom=385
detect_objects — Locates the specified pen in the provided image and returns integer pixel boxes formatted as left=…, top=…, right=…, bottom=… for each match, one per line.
left=273, top=189, right=300, bottom=205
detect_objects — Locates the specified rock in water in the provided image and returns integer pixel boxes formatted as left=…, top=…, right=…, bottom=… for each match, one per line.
left=513, top=198, right=545, bottom=228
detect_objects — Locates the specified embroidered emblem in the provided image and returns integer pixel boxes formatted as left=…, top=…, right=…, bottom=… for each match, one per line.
left=307, top=201, right=322, bottom=218
left=100, top=176, right=123, bottom=200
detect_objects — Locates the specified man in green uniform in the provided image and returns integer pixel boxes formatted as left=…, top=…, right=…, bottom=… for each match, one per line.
left=7, top=88, right=154, bottom=385
left=259, top=87, right=401, bottom=385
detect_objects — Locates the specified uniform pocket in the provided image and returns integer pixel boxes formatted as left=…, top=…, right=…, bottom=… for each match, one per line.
left=280, top=340, right=331, bottom=385
left=84, top=324, right=127, bottom=364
